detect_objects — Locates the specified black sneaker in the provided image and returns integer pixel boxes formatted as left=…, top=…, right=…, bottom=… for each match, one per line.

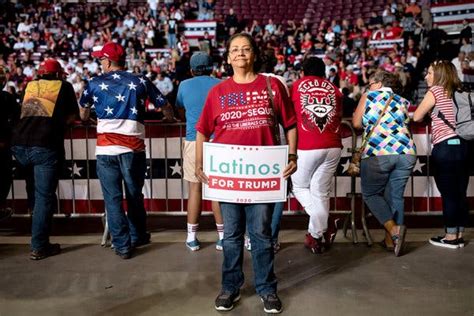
left=458, top=238, right=465, bottom=248
left=0, top=207, right=13, bottom=221
left=115, top=249, right=133, bottom=259
left=132, top=232, right=151, bottom=248
left=429, top=236, right=459, bottom=249
left=214, top=290, right=240, bottom=311
left=30, top=243, right=61, bottom=260
left=261, top=293, right=282, bottom=314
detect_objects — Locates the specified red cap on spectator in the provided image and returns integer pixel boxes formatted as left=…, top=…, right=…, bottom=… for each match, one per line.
left=38, top=59, right=64, bottom=76
left=91, top=42, right=125, bottom=62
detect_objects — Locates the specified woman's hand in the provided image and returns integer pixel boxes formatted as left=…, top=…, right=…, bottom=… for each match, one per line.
left=283, top=160, right=297, bottom=179
left=195, top=166, right=209, bottom=184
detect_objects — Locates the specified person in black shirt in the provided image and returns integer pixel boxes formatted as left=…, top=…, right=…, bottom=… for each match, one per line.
left=0, top=65, right=20, bottom=220
left=11, top=59, right=79, bottom=260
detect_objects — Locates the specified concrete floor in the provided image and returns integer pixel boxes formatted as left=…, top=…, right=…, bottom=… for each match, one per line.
left=0, top=229, right=473, bottom=316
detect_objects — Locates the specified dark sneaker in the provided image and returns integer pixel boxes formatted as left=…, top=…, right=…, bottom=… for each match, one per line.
left=429, top=236, right=459, bottom=249
left=30, top=243, right=61, bottom=260
left=458, top=238, right=465, bottom=248
left=261, top=293, right=282, bottom=314
left=115, top=249, right=133, bottom=259
left=215, top=290, right=240, bottom=311
left=304, top=233, right=323, bottom=254
left=0, top=207, right=13, bottom=221
left=132, top=233, right=151, bottom=248
left=323, top=218, right=339, bottom=249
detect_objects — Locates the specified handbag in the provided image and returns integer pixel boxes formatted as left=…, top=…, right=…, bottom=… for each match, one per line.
left=347, top=95, right=394, bottom=177
left=265, top=76, right=293, bottom=193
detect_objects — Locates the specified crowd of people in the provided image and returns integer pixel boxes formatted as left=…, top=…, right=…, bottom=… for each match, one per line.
left=1, top=0, right=473, bottom=115
left=0, top=0, right=473, bottom=314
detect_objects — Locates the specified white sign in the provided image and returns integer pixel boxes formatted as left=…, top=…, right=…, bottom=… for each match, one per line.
left=203, top=143, right=288, bottom=203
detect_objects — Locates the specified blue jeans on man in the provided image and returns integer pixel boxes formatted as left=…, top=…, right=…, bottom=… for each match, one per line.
left=12, top=145, right=59, bottom=252
left=96, top=151, right=148, bottom=256
left=220, top=202, right=277, bottom=296
left=361, top=154, right=416, bottom=225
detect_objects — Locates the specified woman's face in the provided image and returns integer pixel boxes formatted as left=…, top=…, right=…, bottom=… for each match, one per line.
left=425, top=66, right=434, bottom=87
left=227, top=36, right=255, bottom=73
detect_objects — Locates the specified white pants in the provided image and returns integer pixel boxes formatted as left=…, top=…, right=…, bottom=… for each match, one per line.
left=291, top=148, right=342, bottom=238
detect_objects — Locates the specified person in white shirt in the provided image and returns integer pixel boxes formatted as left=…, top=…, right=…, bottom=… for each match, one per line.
left=154, top=72, right=173, bottom=96
left=123, top=14, right=135, bottom=29
left=452, top=51, right=466, bottom=81
left=84, top=58, right=99, bottom=75
left=147, top=0, right=159, bottom=18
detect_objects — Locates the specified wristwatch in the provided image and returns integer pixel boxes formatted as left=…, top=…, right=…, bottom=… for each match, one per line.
left=288, top=153, right=298, bottom=162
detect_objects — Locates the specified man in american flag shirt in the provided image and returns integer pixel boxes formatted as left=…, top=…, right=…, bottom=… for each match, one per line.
left=79, top=42, right=170, bottom=259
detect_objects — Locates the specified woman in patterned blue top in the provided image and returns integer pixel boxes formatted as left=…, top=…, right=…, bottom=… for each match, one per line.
left=353, top=71, right=416, bottom=257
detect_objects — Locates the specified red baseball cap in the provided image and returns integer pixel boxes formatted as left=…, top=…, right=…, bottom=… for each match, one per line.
left=38, top=59, right=64, bottom=76
left=91, top=42, right=125, bottom=62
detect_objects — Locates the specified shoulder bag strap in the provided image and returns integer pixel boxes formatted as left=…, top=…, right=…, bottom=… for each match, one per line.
left=265, top=76, right=281, bottom=145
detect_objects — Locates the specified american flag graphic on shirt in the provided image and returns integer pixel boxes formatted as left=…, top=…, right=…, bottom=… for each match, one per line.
left=79, top=71, right=166, bottom=155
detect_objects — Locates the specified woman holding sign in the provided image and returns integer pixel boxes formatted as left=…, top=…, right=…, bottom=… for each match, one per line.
left=195, top=33, right=297, bottom=314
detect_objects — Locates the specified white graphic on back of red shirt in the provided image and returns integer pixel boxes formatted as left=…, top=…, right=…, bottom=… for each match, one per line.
left=301, top=93, right=335, bottom=132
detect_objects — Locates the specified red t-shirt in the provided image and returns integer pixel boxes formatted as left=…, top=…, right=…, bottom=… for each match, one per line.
left=196, top=74, right=296, bottom=146
left=291, top=76, right=343, bottom=150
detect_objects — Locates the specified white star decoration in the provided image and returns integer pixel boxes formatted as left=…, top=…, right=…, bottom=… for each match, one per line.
left=68, top=163, right=83, bottom=177
left=139, top=77, right=146, bottom=85
left=131, top=107, right=138, bottom=115
left=93, top=95, right=98, bottom=103
left=105, top=106, right=114, bottom=115
left=83, top=89, right=88, bottom=96
left=341, top=159, right=351, bottom=174
left=112, top=73, right=121, bottom=80
left=170, top=161, right=182, bottom=176
left=413, top=158, right=425, bottom=174
left=115, top=94, right=125, bottom=102
left=128, top=82, right=137, bottom=90
left=99, top=82, right=109, bottom=91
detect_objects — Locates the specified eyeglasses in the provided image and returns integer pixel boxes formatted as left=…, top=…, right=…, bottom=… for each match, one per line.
left=229, top=47, right=253, bottom=55
left=368, top=81, right=378, bottom=88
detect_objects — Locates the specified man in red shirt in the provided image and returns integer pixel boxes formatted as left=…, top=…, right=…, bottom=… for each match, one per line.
left=291, top=56, right=343, bottom=254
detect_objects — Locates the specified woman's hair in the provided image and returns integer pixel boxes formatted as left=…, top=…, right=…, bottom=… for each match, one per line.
left=431, top=60, right=462, bottom=98
left=223, top=33, right=263, bottom=75
left=370, top=70, right=402, bottom=95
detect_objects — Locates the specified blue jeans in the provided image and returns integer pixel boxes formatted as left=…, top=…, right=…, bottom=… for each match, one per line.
left=271, top=202, right=284, bottom=242
left=12, top=145, right=58, bottom=252
left=220, top=202, right=277, bottom=296
left=96, top=152, right=147, bottom=254
left=361, top=155, right=416, bottom=225
left=431, top=137, right=469, bottom=234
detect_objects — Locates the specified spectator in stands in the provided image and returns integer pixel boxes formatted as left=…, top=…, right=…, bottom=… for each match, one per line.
left=265, top=19, right=276, bottom=35
left=154, top=71, right=174, bottom=96
left=147, top=0, right=159, bottom=19
left=291, top=56, right=342, bottom=254
left=413, top=60, right=469, bottom=249
left=0, top=65, right=20, bottom=221
left=342, top=87, right=357, bottom=118
left=459, top=20, right=472, bottom=45
left=79, top=42, right=171, bottom=259
left=11, top=59, right=79, bottom=260
left=224, top=8, right=239, bottom=34
left=460, top=37, right=473, bottom=55
left=353, top=70, right=416, bottom=256
left=175, top=52, right=224, bottom=252
left=405, top=0, right=421, bottom=17
left=452, top=51, right=466, bottom=81
left=195, top=33, right=297, bottom=314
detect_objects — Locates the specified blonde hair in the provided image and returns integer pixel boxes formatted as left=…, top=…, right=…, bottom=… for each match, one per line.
left=431, top=60, right=462, bottom=98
